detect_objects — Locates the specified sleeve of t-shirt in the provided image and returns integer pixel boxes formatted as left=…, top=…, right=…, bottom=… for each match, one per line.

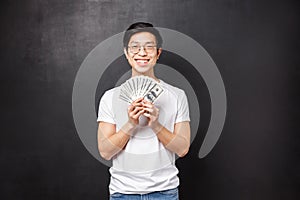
left=175, top=90, right=190, bottom=123
left=97, top=92, right=116, bottom=124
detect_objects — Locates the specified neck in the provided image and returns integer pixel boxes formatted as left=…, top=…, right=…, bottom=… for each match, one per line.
left=131, top=70, right=160, bottom=82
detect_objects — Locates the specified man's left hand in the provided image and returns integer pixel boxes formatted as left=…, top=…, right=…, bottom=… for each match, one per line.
left=142, top=100, right=160, bottom=129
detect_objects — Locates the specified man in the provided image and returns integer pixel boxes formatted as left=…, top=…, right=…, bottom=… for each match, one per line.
left=97, top=22, right=191, bottom=199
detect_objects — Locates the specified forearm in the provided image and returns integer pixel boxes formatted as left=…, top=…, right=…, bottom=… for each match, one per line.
left=152, top=122, right=190, bottom=157
left=98, top=122, right=135, bottom=160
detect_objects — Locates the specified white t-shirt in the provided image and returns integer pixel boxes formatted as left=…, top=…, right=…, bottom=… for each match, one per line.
left=97, top=80, right=190, bottom=194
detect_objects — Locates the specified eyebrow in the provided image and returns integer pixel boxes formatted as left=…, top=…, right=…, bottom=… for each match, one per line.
left=129, top=41, right=156, bottom=45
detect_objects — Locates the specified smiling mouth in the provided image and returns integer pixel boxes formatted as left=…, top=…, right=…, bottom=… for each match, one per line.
left=135, top=59, right=150, bottom=65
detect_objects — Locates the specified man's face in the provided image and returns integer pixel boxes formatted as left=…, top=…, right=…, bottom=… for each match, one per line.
left=124, top=31, right=162, bottom=74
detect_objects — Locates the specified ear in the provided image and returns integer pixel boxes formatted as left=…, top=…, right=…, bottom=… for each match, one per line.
left=157, top=48, right=162, bottom=59
left=124, top=48, right=129, bottom=60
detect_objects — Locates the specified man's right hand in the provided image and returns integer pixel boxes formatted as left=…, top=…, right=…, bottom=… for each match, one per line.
left=127, top=97, right=144, bottom=126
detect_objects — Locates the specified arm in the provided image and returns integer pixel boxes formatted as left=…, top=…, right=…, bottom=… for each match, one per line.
left=97, top=121, right=133, bottom=160
left=153, top=121, right=190, bottom=157
left=143, top=100, right=191, bottom=157
left=97, top=98, right=144, bottom=160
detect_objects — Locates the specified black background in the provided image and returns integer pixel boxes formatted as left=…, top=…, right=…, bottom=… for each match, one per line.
left=1, top=0, right=299, bottom=199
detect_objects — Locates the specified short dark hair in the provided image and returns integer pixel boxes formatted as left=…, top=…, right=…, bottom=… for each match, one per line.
left=123, top=22, right=163, bottom=49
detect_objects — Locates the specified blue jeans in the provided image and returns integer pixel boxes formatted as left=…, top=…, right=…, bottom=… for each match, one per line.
left=110, top=188, right=179, bottom=200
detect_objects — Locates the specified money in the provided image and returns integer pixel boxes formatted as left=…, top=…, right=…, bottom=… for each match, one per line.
left=119, top=75, right=164, bottom=103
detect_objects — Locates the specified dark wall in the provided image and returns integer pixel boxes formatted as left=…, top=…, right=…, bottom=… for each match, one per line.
left=1, top=0, right=299, bottom=199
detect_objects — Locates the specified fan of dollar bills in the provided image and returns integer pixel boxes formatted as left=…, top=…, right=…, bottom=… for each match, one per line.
left=119, top=75, right=164, bottom=104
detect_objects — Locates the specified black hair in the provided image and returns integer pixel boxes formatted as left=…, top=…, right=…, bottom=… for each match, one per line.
left=123, top=22, right=163, bottom=49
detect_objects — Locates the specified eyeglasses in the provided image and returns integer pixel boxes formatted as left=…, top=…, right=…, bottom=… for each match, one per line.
left=127, top=45, right=157, bottom=54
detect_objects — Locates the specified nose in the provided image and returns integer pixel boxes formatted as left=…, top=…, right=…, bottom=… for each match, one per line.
left=138, top=46, right=147, bottom=56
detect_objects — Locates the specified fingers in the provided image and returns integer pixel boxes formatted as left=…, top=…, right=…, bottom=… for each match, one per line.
left=142, top=102, right=158, bottom=114
left=133, top=97, right=144, bottom=104
left=131, top=102, right=143, bottom=108
left=142, top=103, right=152, bottom=109
left=129, top=106, right=143, bottom=116
left=128, top=104, right=142, bottom=112
left=129, top=98, right=143, bottom=112
left=128, top=100, right=144, bottom=121
left=128, top=97, right=144, bottom=114
left=143, top=107, right=153, bottom=113
left=143, top=112, right=151, bottom=118
left=133, top=109, right=144, bottom=119
left=142, top=103, right=159, bottom=121
left=128, top=98, right=159, bottom=121
left=128, top=105, right=134, bottom=112
left=142, top=100, right=152, bottom=106
left=141, top=100, right=158, bottom=110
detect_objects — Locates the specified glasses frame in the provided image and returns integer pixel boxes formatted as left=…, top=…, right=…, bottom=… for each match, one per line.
left=127, top=44, right=157, bottom=54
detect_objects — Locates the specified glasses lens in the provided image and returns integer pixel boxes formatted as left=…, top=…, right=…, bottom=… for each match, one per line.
left=145, top=46, right=155, bottom=53
left=128, top=45, right=156, bottom=54
left=130, top=46, right=139, bottom=53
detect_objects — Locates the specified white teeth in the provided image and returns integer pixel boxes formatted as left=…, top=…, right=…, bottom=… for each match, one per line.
left=136, top=60, right=148, bottom=63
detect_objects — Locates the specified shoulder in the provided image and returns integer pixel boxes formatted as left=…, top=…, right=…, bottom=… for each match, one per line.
left=160, top=80, right=186, bottom=98
left=101, top=87, right=120, bottom=99
left=99, top=87, right=121, bottom=105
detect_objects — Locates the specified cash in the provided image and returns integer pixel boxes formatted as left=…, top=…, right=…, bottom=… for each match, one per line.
left=119, top=75, right=164, bottom=103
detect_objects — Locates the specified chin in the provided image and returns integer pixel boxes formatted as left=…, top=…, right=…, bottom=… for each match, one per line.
left=133, top=66, right=153, bottom=74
